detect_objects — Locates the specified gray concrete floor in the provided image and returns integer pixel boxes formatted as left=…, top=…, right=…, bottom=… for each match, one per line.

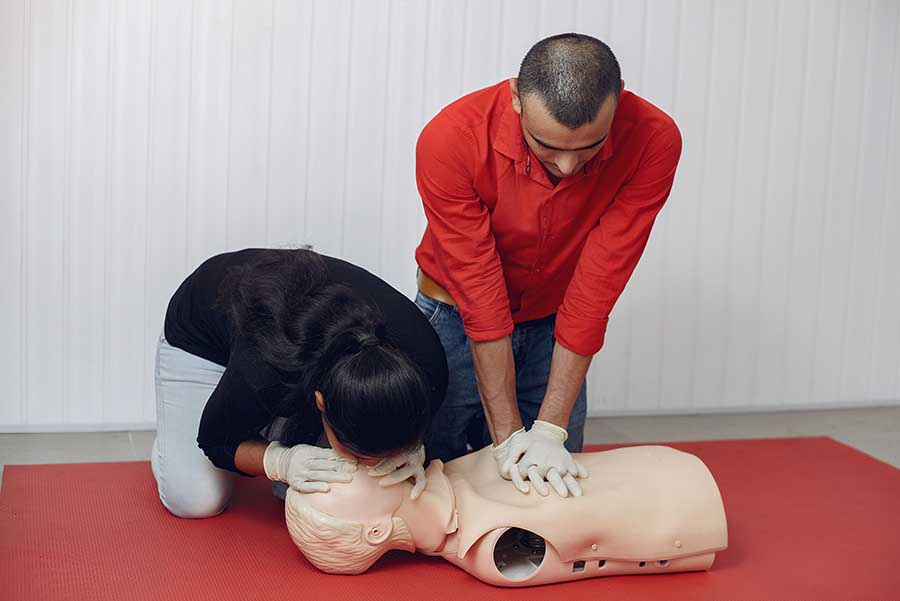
left=1, top=407, right=898, bottom=490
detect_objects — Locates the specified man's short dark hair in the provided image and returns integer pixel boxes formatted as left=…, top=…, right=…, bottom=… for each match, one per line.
left=517, top=33, right=621, bottom=128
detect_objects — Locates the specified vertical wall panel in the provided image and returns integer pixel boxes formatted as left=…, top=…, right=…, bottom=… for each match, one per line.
left=461, top=1, right=502, bottom=92
left=577, top=0, right=614, bottom=42
left=184, top=0, right=232, bottom=268
left=66, top=0, right=111, bottom=424
left=754, top=1, right=810, bottom=407
left=302, top=0, right=352, bottom=256
left=265, top=1, right=312, bottom=249
left=608, top=0, right=646, bottom=91
left=104, top=0, right=151, bottom=424
left=868, top=2, right=900, bottom=402
left=537, top=0, right=578, bottom=40
left=783, top=0, right=842, bottom=406
left=0, top=0, right=27, bottom=426
left=720, top=0, right=777, bottom=407
left=810, top=1, right=872, bottom=405
left=378, top=0, right=429, bottom=296
left=692, top=1, right=746, bottom=408
left=498, top=0, right=538, bottom=73
left=839, top=0, right=898, bottom=402
left=25, top=0, right=69, bottom=424
left=657, top=0, right=713, bottom=410
left=340, top=0, right=390, bottom=273
left=422, top=1, right=468, bottom=127
left=225, top=0, right=274, bottom=251
left=2, top=0, right=899, bottom=430
left=144, top=0, right=194, bottom=420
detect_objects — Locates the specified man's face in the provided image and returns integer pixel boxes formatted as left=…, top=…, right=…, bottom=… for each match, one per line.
left=510, top=79, right=618, bottom=181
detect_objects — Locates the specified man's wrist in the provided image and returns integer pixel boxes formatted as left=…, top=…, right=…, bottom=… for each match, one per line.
left=530, top=419, right=568, bottom=442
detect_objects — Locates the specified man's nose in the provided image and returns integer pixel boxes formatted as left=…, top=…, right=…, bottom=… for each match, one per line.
left=556, top=155, right=579, bottom=176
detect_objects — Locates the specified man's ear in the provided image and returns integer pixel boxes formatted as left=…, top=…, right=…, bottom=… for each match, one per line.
left=509, top=77, right=522, bottom=116
left=314, top=391, right=325, bottom=412
left=620, top=79, right=625, bottom=95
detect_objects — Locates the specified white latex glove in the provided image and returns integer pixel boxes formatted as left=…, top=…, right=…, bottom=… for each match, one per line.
left=263, top=441, right=358, bottom=493
left=367, top=444, right=427, bottom=500
left=495, top=421, right=588, bottom=497
left=490, top=428, right=531, bottom=494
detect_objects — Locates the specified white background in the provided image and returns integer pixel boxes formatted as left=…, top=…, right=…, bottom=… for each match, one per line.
left=1, top=0, right=898, bottom=430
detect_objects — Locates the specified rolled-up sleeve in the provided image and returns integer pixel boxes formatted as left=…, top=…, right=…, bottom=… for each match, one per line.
left=555, top=125, right=683, bottom=356
left=416, top=118, right=514, bottom=342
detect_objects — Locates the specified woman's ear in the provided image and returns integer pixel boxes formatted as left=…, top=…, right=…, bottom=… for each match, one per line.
left=314, top=391, right=325, bottom=412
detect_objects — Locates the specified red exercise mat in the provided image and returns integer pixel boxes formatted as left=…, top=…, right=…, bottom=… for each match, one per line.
left=2, top=437, right=898, bottom=601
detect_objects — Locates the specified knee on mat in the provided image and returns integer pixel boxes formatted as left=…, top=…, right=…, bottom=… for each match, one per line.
left=158, top=484, right=231, bottom=519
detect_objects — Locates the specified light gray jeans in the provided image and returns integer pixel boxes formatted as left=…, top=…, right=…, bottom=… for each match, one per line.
left=151, top=333, right=236, bottom=518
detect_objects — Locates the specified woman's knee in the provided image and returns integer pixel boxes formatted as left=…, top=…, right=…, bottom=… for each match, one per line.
left=154, top=458, right=235, bottom=518
left=158, top=481, right=233, bottom=518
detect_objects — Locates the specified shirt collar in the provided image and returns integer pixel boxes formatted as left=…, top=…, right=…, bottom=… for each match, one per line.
left=491, top=83, right=528, bottom=163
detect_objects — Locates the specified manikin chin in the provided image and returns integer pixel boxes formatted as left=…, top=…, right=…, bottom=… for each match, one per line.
left=284, top=445, right=728, bottom=587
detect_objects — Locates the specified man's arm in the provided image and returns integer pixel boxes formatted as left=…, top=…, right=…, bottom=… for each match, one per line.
left=503, top=125, right=682, bottom=497
left=555, top=126, right=682, bottom=357
left=537, top=342, right=593, bottom=428
left=470, top=337, right=522, bottom=443
left=415, top=118, right=521, bottom=440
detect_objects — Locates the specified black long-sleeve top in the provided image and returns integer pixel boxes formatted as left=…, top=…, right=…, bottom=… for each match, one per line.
left=163, top=249, right=448, bottom=474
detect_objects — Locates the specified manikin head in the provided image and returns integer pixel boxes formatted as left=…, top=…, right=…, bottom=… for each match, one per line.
left=510, top=33, right=623, bottom=182
left=284, top=461, right=455, bottom=574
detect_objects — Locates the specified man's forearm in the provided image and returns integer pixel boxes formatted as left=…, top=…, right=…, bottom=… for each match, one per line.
left=470, top=336, right=522, bottom=444
left=538, top=341, right=593, bottom=428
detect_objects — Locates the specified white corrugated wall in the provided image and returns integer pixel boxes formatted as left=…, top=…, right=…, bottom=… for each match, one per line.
left=1, top=0, right=898, bottom=430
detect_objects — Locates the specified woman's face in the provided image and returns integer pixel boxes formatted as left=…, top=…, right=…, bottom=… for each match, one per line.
left=316, top=391, right=401, bottom=466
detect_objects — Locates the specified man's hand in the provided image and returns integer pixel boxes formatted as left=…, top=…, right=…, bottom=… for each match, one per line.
left=492, top=421, right=588, bottom=497
left=367, top=444, right=428, bottom=500
left=263, top=442, right=358, bottom=493
left=491, top=427, right=531, bottom=493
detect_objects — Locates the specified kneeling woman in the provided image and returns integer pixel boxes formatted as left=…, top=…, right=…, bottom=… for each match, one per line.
left=152, top=248, right=448, bottom=518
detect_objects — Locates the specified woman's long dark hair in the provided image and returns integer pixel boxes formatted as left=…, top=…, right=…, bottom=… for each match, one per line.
left=220, top=249, right=431, bottom=456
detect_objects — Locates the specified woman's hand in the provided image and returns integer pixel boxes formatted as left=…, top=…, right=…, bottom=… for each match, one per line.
left=263, top=442, right=358, bottom=493
left=367, top=444, right=427, bottom=500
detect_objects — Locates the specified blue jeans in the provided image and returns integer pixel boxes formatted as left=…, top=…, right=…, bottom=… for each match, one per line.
left=415, top=291, right=587, bottom=462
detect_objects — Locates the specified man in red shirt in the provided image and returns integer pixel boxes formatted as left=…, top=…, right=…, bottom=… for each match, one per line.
left=414, top=34, right=681, bottom=497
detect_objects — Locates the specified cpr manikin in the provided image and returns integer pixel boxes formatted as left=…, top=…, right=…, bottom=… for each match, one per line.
left=284, top=445, right=728, bottom=587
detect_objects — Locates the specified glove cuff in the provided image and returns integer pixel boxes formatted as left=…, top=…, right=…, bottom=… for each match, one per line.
left=531, top=420, right=569, bottom=443
left=263, top=441, right=289, bottom=482
left=491, top=427, right=526, bottom=451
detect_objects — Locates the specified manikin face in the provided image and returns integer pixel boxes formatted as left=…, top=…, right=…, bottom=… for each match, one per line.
left=285, top=456, right=456, bottom=565
left=509, top=78, right=620, bottom=183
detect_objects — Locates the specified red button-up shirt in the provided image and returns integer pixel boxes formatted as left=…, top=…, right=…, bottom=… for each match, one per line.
left=415, top=81, right=682, bottom=356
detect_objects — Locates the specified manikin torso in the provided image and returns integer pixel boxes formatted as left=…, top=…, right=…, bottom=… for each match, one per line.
left=284, top=445, right=728, bottom=587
